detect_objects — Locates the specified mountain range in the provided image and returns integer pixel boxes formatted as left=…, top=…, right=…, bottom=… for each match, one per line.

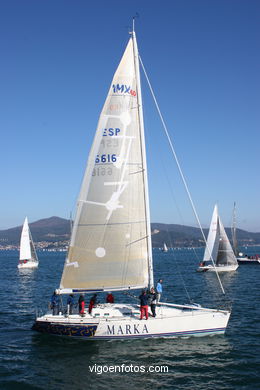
left=0, top=216, right=260, bottom=248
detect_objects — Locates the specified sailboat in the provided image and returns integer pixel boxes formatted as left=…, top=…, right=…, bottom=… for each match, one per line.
left=197, top=205, right=239, bottom=272
left=18, top=217, right=39, bottom=269
left=232, top=202, right=260, bottom=264
left=32, top=27, right=230, bottom=339
left=162, top=242, right=168, bottom=252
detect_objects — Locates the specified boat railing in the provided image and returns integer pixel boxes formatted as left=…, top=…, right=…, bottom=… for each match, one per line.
left=158, top=301, right=230, bottom=314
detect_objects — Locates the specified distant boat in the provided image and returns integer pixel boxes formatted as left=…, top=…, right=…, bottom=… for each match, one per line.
left=197, top=205, right=239, bottom=272
left=162, top=242, right=168, bottom=252
left=18, top=217, right=39, bottom=269
left=237, top=254, right=260, bottom=264
left=232, top=202, right=260, bottom=264
left=33, top=25, right=230, bottom=339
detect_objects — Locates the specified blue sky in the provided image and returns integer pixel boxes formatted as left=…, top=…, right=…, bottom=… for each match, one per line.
left=0, top=0, right=259, bottom=232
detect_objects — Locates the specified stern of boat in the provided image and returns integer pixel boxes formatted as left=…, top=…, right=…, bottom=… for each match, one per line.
left=32, top=314, right=98, bottom=338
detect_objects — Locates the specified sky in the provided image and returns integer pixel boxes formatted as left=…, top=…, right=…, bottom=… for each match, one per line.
left=0, top=0, right=259, bottom=232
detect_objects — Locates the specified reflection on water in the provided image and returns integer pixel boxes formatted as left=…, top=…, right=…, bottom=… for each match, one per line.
left=28, top=334, right=233, bottom=390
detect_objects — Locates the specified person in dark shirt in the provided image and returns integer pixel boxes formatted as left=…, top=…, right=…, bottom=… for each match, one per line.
left=88, top=294, right=97, bottom=314
left=50, top=290, right=59, bottom=315
left=67, top=294, right=74, bottom=315
left=148, top=287, right=157, bottom=317
left=139, top=290, right=149, bottom=320
left=78, top=294, right=85, bottom=316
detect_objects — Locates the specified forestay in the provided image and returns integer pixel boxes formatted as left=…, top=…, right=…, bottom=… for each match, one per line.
left=60, top=35, right=152, bottom=293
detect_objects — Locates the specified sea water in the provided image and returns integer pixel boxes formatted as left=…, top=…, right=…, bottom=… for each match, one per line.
left=0, top=248, right=259, bottom=390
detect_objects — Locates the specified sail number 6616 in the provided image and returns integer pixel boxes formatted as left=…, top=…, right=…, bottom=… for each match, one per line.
left=95, top=154, right=116, bottom=164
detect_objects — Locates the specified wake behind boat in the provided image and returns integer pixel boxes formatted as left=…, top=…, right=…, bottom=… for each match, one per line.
left=18, top=217, right=39, bottom=269
left=197, top=205, right=238, bottom=272
left=33, top=26, right=230, bottom=339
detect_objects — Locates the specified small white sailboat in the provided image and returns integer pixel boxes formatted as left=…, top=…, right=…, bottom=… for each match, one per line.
left=33, top=26, right=230, bottom=339
left=18, top=217, right=39, bottom=269
left=197, top=205, right=239, bottom=272
left=162, top=242, right=168, bottom=252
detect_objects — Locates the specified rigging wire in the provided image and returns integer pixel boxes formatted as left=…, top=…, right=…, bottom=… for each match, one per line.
left=139, top=55, right=226, bottom=295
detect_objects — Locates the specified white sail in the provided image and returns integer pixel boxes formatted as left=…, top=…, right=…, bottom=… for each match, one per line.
left=19, top=217, right=38, bottom=263
left=217, top=219, right=238, bottom=266
left=203, top=205, right=237, bottom=267
left=163, top=243, right=168, bottom=252
left=203, top=205, right=219, bottom=263
left=60, top=36, right=151, bottom=293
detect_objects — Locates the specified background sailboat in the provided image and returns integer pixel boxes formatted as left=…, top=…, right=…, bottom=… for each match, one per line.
left=198, top=205, right=238, bottom=272
left=33, top=27, right=230, bottom=339
left=18, top=217, right=39, bottom=269
left=162, top=242, right=168, bottom=252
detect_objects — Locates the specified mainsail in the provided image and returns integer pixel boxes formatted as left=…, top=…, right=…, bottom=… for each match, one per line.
left=19, top=217, right=38, bottom=263
left=217, top=219, right=238, bottom=266
left=60, top=34, right=152, bottom=293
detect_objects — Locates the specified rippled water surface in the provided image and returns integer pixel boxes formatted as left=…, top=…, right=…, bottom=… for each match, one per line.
left=0, top=248, right=259, bottom=389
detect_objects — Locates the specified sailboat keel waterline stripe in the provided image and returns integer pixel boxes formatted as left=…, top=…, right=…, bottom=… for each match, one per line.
left=92, top=327, right=227, bottom=339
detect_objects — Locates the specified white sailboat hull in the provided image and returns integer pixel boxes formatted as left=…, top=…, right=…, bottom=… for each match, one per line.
left=33, top=303, right=230, bottom=339
left=18, top=261, right=38, bottom=269
left=237, top=257, right=260, bottom=264
left=197, top=264, right=238, bottom=272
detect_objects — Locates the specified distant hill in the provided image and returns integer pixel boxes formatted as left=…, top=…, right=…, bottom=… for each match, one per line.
left=151, top=222, right=260, bottom=248
left=0, top=217, right=259, bottom=248
left=0, top=217, right=70, bottom=246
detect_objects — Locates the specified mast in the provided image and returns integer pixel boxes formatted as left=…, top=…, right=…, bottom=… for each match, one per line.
left=132, top=25, right=154, bottom=288
left=232, top=201, right=238, bottom=256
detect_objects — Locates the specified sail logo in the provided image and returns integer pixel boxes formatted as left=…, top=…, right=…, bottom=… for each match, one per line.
left=112, top=84, right=136, bottom=96
left=107, top=323, right=148, bottom=335
left=102, top=128, right=120, bottom=136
